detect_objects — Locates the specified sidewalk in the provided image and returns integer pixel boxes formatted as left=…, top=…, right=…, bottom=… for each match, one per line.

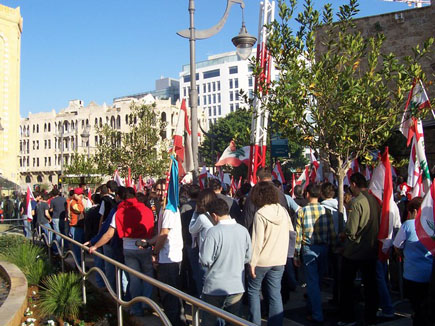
left=63, top=253, right=413, bottom=326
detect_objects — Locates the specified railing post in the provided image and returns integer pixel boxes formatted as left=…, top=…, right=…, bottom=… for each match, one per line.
left=81, top=248, right=87, bottom=304
left=116, top=267, right=123, bottom=326
left=192, top=306, right=200, bottom=326
left=47, top=229, right=52, bottom=261
left=61, top=237, right=65, bottom=273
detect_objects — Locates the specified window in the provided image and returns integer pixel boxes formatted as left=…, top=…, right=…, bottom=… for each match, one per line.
left=26, top=175, right=31, bottom=183
left=235, top=91, right=240, bottom=101
left=218, top=105, right=221, bottom=115
left=213, top=94, right=216, bottom=104
left=37, top=158, right=39, bottom=167
left=230, top=104, right=234, bottom=112
left=36, top=125, right=39, bottom=133
left=208, top=83, right=211, bottom=93
left=208, top=108, right=212, bottom=117
left=208, top=95, right=211, bottom=104
left=203, top=69, right=220, bottom=79
left=37, top=175, right=42, bottom=183
left=203, top=84, right=206, bottom=93
left=33, top=141, right=35, bottom=150
left=235, top=78, right=239, bottom=89
left=229, top=79, right=233, bottom=89
left=218, top=93, right=221, bottom=103
left=44, top=140, right=47, bottom=149
left=213, top=106, right=216, bottom=116
left=117, top=115, right=121, bottom=129
left=213, top=82, right=216, bottom=92
left=198, top=97, right=200, bottom=106
left=249, top=77, right=253, bottom=87
left=203, top=95, right=207, bottom=105
left=229, top=91, right=233, bottom=101
left=248, top=64, right=254, bottom=72
left=37, top=141, right=40, bottom=150
left=229, top=66, right=238, bottom=74
left=217, top=81, right=221, bottom=91
left=183, top=87, right=186, bottom=97
left=45, top=157, right=47, bottom=166
left=95, top=136, right=98, bottom=146
left=33, top=158, right=35, bottom=167
left=197, top=85, right=200, bottom=95
left=183, top=73, right=199, bottom=83
left=236, top=103, right=240, bottom=110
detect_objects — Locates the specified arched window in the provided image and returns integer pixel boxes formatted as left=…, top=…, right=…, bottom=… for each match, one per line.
left=48, top=175, right=53, bottom=182
left=25, top=175, right=31, bottom=183
left=125, top=115, right=128, bottom=124
left=44, top=123, right=47, bottom=132
left=37, top=175, right=43, bottom=183
left=110, top=116, right=116, bottom=128
left=99, top=118, right=102, bottom=127
left=161, top=112, right=167, bottom=122
left=116, top=115, right=121, bottom=129
left=86, top=119, right=89, bottom=126
left=95, top=118, right=98, bottom=126
left=48, top=123, right=51, bottom=132
left=36, top=124, right=39, bottom=133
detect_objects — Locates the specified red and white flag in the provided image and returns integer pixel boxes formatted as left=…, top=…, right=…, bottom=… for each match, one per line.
left=415, top=180, right=435, bottom=255
left=296, top=166, right=310, bottom=189
left=309, top=150, right=319, bottom=182
left=272, top=161, right=286, bottom=184
left=369, top=147, right=401, bottom=260
left=113, top=170, right=124, bottom=187
left=87, top=188, right=92, bottom=201
left=230, top=176, right=237, bottom=196
left=400, top=79, right=431, bottom=146
left=215, top=140, right=250, bottom=167
left=126, top=167, right=132, bottom=187
left=25, top=184, right=36, bottom=221
left=173, top=99, right=194, bottom=176
left=291, top=173, right=296, bottom=198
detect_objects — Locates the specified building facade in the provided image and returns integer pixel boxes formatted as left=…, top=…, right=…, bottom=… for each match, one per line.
left=0, top=5, right=22, bottom=185
left=19, top=95, right=185, bottom=188
left=179, top=51, right=256, bottom=129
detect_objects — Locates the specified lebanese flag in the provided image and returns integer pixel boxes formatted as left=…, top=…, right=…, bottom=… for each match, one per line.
left=369, top=147, right=401, bottom=261
left=410, top=172, right=423, bottom=199
left=87, top=188, right=92, bottom=201
left=309, top=150, right=319, bottom=182
left=114, top=170, right=124, bottom=186
left=215, top=140, right=250, bottom=167
left=415, top=180, right=435, bottom=255
left=407, top=137, right=420, bottom=190
left=296, top=166, right=310, bottom=189
left=413, top=120, right=432, bottom=195
left=126, top=167, right=132, bottom=187
left=272, top=161, right=286, bottom=184
left=137, top=175, right=144, bottom=193
left=238, top=176, right=242, bottom=190
left=199, top=166, right=208, bottom=190
left=25, top=184, right=36, bottom=221
left=173, top=99, right=194, bottom=176
left=400, top=79, right=431, bottom=146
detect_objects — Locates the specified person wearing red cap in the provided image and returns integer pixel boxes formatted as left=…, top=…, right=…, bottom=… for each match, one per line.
left=70, top=187, right=85, bottom=264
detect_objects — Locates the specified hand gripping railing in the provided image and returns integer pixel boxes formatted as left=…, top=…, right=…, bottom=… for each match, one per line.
left=36, top=224, right=256, bottom=326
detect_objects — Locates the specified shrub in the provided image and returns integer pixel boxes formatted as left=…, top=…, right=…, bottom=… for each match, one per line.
left=39, top=272, right=83, bottom=321
left=0, top=240, right=49, bottom=285
left=0, top=234, right=29, bottom=249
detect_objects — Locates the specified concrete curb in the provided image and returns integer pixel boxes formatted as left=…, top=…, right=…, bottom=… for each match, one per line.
left=0, top=261, right=28, bottom=326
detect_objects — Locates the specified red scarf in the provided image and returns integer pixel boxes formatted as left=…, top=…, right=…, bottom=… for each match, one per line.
left=115, top=197, right=154, bottom=239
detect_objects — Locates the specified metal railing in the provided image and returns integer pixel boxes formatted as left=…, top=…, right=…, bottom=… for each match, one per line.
left=35, top=223, right=255, bottom=326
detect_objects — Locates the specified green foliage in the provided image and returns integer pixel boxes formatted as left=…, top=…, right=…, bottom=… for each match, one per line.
left=39, top=272, right=83, bottom=321
left=94, top=103, right=170, bottom=178
left=0, top=234, right=29, bottom=249
left=0, top=240, right=49, bottom=285
left=258, top=0, right=433, bottom=210
left=64, top=153, right=103, bottom=185
left=200, top=109, right=252, bottom=166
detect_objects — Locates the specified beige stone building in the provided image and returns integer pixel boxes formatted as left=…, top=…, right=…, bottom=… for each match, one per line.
left=0, top=5, right=22, bottom=186
left=19, top=94, right=205, bottom=188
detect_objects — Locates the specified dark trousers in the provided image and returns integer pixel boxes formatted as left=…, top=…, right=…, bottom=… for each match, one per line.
left=403, top=279, right=429, bottom=326
left=158, top=262, right=183, bottom=326
left=339, top=257, right=378, bottom=324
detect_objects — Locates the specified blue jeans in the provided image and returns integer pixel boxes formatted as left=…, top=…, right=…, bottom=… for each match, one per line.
left=286, top=257, right=297, bottom=290
left=51, top=219, right=61, bottom=253
left=93, top=247, right=105, bottom=288
left=42, top=223, right=53, bottom=245
left=123, top=248, right=154, bottom=316
left=302, top=244, right=328, bottom=322
left=201, top=293, right=243, bottom=326
left=248, top=265, right=285, bottom=326
left=376, top=260, right=394, bottom=315
left=69, top=226, right=84, bottom=265
left=23, top=218, right=32, bottom=239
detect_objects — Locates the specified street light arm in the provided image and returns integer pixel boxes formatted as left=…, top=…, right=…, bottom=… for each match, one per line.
left=177, top=0, right=244, bottom=40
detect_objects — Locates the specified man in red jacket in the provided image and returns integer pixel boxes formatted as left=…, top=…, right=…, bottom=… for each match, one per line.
left=90, top=187, right=154, bottom=317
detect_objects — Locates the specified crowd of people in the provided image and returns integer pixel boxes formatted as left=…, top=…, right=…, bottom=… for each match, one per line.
left=15, top=168, right=435, bottom=326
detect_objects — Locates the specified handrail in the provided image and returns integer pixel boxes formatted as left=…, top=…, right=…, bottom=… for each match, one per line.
left=37, top=224, right=255, bottom=326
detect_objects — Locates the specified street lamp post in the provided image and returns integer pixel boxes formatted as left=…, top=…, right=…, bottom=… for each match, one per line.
left=80, top=124, right=91, bottom=159
left=177, top=0, right=256, bottom=183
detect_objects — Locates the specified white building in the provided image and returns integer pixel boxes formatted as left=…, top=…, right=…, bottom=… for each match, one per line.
left=179, top=51, right=256, bottom=129
left=19, top=94, right=184, bottom=188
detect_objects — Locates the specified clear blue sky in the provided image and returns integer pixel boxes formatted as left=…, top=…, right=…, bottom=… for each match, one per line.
left=1, top=0, right=417, bottom=117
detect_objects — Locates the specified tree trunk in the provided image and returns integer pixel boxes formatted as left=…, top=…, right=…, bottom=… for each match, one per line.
left=337, top=157, right=346, bottom=214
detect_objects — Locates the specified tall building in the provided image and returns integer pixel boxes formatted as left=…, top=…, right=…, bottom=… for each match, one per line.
left=19, top=95, right=180, bottom=188
left=179, top=51, right=256, bottom=129
left=0, top=5, right=23, bottom=186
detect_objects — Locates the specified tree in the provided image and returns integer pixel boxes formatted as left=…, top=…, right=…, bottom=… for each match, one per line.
left=64, top=153, right=103, bottom=185
left=258, top=0, right=433, bottom=212
left=94, top=103, right=169, bottom=179
left=200, top=109, right=252, bottom=166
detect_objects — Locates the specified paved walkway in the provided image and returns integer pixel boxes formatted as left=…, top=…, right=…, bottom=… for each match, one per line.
left=62, top=253, right=413, bottom=326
